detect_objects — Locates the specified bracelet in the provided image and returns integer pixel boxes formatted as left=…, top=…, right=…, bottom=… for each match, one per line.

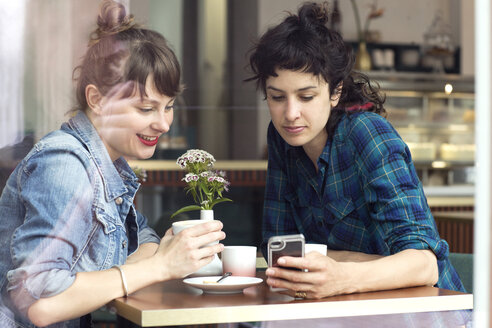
left=112, top=265, right=129, bottom=297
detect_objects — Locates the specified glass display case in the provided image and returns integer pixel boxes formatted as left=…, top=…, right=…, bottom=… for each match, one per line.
left=372, top=72, right=475, bottom=188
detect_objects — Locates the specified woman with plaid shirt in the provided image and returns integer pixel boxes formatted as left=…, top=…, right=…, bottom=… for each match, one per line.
left=247, top=2, right=466, bottom=300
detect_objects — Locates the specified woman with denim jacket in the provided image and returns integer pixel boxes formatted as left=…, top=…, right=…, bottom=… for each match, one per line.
left=247, top=1, right=467, bottom=302
left=0, top=1, right=225, bottom=327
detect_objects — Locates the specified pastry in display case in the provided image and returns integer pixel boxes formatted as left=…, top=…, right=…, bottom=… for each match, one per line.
left=440, top=143, right=475, bottom=162
left=406, top=142, right=437, bottom=161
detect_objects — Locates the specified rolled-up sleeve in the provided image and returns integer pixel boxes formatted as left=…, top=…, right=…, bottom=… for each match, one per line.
left=7, top=148, right=94, bottom=315
left=350, top=114, right=446, bottom=258
left=135, top=211, right=160, bottom=245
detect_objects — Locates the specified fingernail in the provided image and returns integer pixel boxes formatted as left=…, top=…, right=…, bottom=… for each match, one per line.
left=265, top=268, right=273, bottom=275
left=278, top=258, right=286, bottom=265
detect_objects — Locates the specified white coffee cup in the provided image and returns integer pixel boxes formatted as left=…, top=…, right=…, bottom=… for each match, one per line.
left=304, top=243, right=327, bottom=256
left=172, top=220, right=205, bottom=235
left=221, top=246, right=257, bottom=277
left=172, top=220, right=219, bottom=247
left=172, top=220, right=223, bottom=276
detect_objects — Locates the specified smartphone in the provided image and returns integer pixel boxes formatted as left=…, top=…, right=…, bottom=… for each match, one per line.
left=267, top=234, right=305, bottom=291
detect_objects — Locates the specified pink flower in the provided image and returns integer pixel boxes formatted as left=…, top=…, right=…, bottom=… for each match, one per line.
left=172, top=149, right=232, bottom=216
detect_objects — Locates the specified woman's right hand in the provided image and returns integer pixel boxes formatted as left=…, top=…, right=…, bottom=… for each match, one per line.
left=154, top=220, right=225, bottom=280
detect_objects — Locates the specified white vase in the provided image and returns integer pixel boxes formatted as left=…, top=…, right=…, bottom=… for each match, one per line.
left=200, top=209, right=214, bottom=221
left=189, top=209, right=223, bottom=277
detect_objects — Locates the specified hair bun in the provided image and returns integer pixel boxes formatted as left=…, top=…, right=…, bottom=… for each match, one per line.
left=298, top=1, right=329, bottom=26
left=90, top=0, right=136, bottom=45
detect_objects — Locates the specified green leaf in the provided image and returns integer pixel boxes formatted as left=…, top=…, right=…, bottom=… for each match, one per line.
left=170, top=205, right=202, bottom=219
left=209, top=197, right=233, bottom=208
left=200, top=183, right=211, bottom=196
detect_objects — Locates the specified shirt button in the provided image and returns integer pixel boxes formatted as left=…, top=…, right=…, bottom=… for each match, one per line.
left=115, top=197, right=123, bottom=205
left=122, top=240, right=127, bottom=249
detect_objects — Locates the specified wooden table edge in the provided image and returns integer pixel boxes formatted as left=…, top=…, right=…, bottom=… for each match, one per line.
left=111, top=291, right=473, bottom=327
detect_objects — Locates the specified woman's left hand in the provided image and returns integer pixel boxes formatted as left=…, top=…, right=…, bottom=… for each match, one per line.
left=265, top=251, right=354, bottom=299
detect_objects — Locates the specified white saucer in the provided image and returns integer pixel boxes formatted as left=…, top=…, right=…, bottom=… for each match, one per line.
left=183, top=276, right=263, bottom=294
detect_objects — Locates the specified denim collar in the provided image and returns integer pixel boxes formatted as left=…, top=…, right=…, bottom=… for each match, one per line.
left=65, top=111, right=139, bottom=202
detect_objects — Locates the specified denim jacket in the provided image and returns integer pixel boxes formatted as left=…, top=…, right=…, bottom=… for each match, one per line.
left=0, top=111, right=160, bottom=327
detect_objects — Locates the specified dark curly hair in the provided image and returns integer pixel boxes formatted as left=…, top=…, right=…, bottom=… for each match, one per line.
left=73, top=0, right=182, bottom=112
left=246, top=1, right=386, bottom=137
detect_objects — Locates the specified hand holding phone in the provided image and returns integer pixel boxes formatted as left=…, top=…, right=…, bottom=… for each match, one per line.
left=267, top=234, right=305, bottom=291
left=268, top=234, right=305, bottom=268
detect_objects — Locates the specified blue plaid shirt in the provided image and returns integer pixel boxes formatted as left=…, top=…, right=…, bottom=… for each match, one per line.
left=262, top=111, right=465, bottom=292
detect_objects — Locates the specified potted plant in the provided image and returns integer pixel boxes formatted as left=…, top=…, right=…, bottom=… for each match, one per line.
left=171, top=149, right=232, bottom=221
left=170, top=149, right=232, bottom=276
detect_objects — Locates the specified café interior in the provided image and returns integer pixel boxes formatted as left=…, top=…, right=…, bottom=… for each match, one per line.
left=0, top=0, right=490, bottom=327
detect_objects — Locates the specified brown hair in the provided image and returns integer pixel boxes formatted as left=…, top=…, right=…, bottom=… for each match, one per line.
left=247, top=1, right=386, bottom=137
left=73, top=0, right=182, bottom=112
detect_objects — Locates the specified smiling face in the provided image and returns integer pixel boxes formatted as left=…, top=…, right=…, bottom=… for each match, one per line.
left=266, top=69, right=340, bottom=161
left=87, top=76, right=174, bottom=161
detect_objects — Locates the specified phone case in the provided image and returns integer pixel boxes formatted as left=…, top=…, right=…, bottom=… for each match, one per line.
left=267, top=234, right=305, bottom=292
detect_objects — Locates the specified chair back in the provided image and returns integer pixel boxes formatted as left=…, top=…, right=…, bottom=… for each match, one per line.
left=449, top=252, right=473, bottom=293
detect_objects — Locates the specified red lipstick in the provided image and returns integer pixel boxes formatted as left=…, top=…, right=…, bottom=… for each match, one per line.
left=138, top=135, right=159, bottom=146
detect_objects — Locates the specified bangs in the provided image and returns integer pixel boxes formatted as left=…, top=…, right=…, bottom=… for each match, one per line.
left=74, top=23, right=183, bottom=112
left=125, top=40, right=182, bottom=99
left=277, top=32, right=324, bottom=75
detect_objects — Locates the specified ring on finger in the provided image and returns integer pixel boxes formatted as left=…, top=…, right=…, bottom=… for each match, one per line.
left=295, top=291, right=307, bottom=299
